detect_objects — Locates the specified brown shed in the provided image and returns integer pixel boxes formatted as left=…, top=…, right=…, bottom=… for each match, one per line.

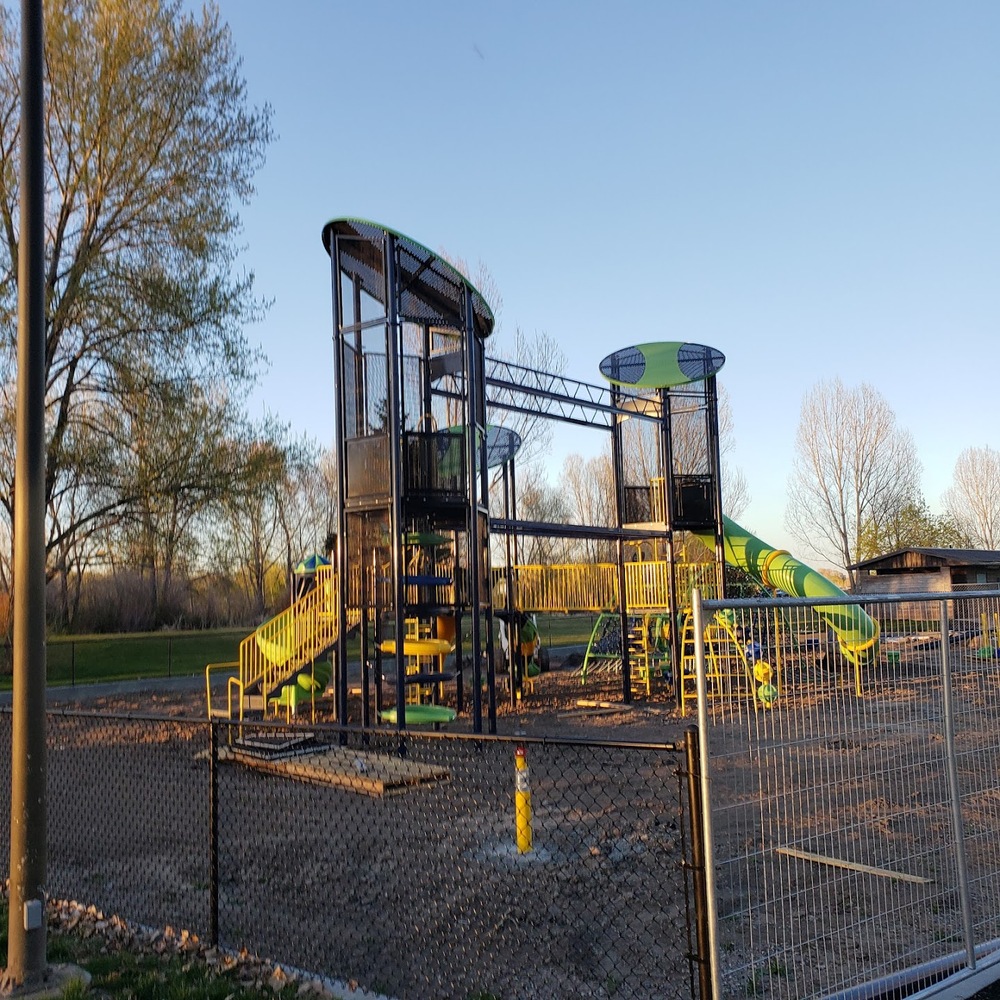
left=851, top=548, right=1000, bottom=618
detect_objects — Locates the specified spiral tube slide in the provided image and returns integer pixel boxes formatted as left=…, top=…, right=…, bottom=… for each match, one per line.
left=699, top=516, right=879, bottom=664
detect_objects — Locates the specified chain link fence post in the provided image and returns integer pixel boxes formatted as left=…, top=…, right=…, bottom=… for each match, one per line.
left=684, top=725, right=713, bottom=999
left=209, top=719, right=219, bottom=947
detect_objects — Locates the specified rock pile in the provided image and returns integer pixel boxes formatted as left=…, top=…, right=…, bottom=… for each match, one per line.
left=1, top=883, right=381, bottom=999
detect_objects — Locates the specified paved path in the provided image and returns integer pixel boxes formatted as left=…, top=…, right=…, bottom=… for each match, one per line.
left=0, top=673, right=211, bottom=707
left=0, top=643, right=592, bottom=710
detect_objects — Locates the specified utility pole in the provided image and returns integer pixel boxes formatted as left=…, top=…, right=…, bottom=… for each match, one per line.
left=3, top=0, right=48, bottom=990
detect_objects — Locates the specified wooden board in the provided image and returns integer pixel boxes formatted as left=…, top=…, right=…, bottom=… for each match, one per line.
left=222, top=745, right=450, bottom=797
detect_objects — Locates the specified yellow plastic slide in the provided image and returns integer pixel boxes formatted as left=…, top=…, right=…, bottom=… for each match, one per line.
left=697, top=516, right=879, bottom=664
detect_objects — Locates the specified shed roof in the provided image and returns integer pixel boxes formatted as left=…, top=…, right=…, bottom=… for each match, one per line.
left=851, top=548, right=1000, bottom=571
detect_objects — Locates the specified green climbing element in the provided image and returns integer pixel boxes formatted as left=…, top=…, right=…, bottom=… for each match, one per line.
left=757, top=682, right=779, bottom=707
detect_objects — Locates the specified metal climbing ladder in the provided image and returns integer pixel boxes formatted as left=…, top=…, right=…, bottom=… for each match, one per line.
left=678, top=611, right=754, bottom=712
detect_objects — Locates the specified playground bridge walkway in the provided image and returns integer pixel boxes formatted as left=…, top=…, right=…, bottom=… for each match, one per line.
left=495, top=560, right=718, bottom=613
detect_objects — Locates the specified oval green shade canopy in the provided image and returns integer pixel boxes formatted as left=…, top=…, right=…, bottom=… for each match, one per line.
left=321, top=217, right=495, bottom=340
left=599, top=342, right=725, bottom=388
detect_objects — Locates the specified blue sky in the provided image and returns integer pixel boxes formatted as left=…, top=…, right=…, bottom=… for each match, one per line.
left=215, top=0, right=999, bottom=567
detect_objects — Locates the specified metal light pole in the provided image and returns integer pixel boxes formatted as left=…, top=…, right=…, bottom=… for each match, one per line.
left=4, top=0, right=48, bottom=988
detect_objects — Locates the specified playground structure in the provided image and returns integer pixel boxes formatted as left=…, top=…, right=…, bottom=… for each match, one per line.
left=207, top=218, right=878, bottom=732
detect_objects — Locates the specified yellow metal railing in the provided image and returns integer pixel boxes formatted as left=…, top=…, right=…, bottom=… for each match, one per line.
left=238, top=564, right=352, bottom=711
left=218, top=555, right=719, bottom=718
left=493, top=560, right=718, bottom=613
left=204, top=661, right=240, bottom=720
left=624, top=562, right=671, bottom=609
left=650, top=477, right=667, bottom=522
left=495, top=564, right=618, bottom=613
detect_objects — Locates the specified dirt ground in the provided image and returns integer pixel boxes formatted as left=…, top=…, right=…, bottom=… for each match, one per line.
left=76, top=654, right=697, bottom=743
left=41, top=643, right=999, bottom=999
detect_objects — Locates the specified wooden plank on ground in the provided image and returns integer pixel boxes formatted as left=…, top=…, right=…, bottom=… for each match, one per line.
left=222, top=745, right=450, bottom=797
left=561, top=706, right=623, bottom=719
left=776, top=846, right=932, bottom=884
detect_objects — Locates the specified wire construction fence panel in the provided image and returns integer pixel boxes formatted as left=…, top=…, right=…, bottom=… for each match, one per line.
left=694, top=589, right=1000, bottom=1000
left=0, top=712, right=698, bottom=1000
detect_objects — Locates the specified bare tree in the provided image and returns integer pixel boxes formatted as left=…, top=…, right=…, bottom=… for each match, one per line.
left=436, top=252, right=569, bottom=491
left=785, top=378, right=920, bottom=585
left=486, top=326, right=568, bottom=474
left=510, top=479, right=574, bottom=565
left=210, top=419, right=294, bottom=619
left=943, top=446, right=1000, bottom=548
left=275, top=438, right=337, bottom=593
left=108, top=378, right=243, bottom=624
left=560, top=452, right=616, bottom=563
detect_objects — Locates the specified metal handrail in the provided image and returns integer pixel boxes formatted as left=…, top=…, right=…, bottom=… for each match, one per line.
left=204, top=661, right=239, bottom=720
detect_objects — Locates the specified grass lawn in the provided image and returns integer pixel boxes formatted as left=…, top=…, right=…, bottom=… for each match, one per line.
left=0, top=613, right=599, bottom=692
left=0, top=629, right=248, bottom=692
left=533, top=611, right=598, bottom=648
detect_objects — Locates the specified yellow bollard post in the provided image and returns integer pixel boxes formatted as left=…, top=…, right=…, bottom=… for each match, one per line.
left=514, top=744, right=533, bottom=854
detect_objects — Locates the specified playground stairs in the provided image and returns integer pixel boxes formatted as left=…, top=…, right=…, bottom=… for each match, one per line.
left=378, top=616, right=457, bottom=707
left=208, top=565, right=359, bottom=722
left=678, top=612, right=754, bottom=711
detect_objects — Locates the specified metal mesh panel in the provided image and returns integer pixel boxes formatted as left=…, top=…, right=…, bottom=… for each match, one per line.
left=401, top=352, right=423, bottom=432
left=0, top=710, right=697, bottom=999
left=345, top=436, right=390, bottom=500
left=326, top=220, right=493, bottom=339
left=404, top=430, right=466, bottom=496
left=677, top=344, right=725, bottom=382
left=623, top=484, right=653, bottom=523
left=396, top=240, right=465, bottom=328
left=363, top=350, right=388, bottom=434
left=600, top=346, right=647, bottom=385
left=342, top=340, right=359, bottom=438
left=697, top=592, right=1000, bottom=999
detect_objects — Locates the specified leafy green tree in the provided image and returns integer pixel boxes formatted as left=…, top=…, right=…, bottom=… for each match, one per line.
left=0, top=0, right=273, bottom=594
left=857, top=496, right=973, bottom=561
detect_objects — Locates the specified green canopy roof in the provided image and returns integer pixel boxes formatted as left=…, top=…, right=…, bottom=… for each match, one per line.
left=322, top=218, right=495, bottom=339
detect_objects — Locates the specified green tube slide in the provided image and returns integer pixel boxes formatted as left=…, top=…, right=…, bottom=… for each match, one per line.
left=697, top=516, right=880, bottom=664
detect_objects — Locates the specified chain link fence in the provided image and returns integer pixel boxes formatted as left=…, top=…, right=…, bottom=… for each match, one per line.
left=694, top=589, right=1000, bottom=999
left=0, top=710, right=701, bottom=999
